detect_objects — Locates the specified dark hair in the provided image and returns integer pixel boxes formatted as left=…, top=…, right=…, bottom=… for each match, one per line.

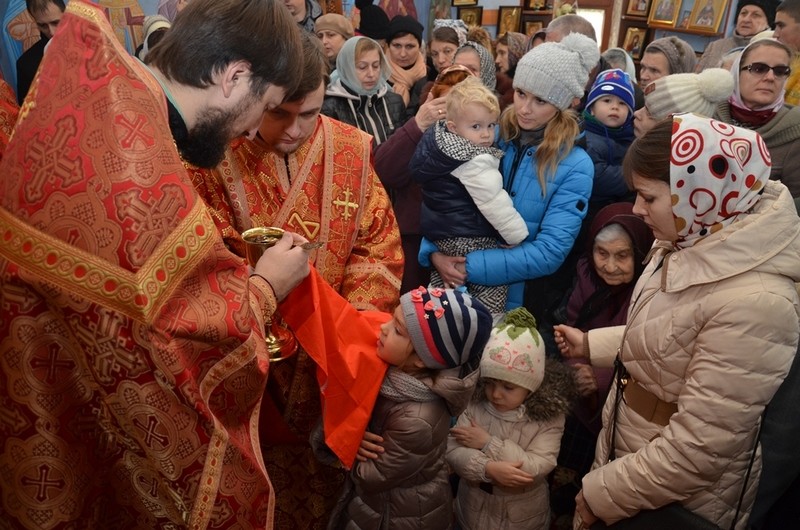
left=623, top=116, right=672, bottom=188
left=777, top=0, right=800, bottom=21
left=286, top=32, right=328, bottom=102
left=146, top=0, right=302, bottom=97
left=431, top=26, right=459, bottom=46
left=740, top=38, right=792, bottom=65
left=26, top=0, right=64, bottom=14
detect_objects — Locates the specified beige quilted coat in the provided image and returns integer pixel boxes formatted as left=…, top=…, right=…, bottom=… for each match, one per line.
left=580, top=181, right=800, bottom=529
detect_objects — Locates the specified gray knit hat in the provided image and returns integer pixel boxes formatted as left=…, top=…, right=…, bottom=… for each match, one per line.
left=513, top=32, right=600, bottom=110
left=644, top=37, right=698, bottom=75
left=480, top=308, right=545, bottom=393
left=400, top=286, right=492, bottom=371
left=644, top=68, right=734, bottom=120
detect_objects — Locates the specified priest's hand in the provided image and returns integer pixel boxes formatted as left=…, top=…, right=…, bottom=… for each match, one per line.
left=253, top=231, right=310, bottom=301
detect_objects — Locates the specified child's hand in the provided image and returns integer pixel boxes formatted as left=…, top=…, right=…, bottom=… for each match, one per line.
left=450, top=419, right=491, bottom=450
left=485, top=461, right=535, bottom=488
left=356, top=431, right=385, bottom=462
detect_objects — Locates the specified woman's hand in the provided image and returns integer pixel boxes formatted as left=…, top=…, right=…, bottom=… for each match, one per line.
left=450, top=419, right=491, bottom=450
left=573, top=364, right=598, bottom=397
left=414, top=94, right=447, bottom=132
left=253, top=231, right=310, bottom=301
left=553, top=324, right=587, bottom=360
left=431, top=252, right=467, bottom=288
left=356, top=431, right=385, bottom=462
left=575, top=490, right=600, bottom=528
left=485, top=461, right=535, bottom=488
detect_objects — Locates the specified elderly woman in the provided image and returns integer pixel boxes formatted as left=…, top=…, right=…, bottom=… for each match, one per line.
left=556, top=113, right=800, bottom=529
left=632, top=67, right=733, bottom=138
left=453, top=41, right=497, bottom=91
left=550, top=203, right=653, bottom=525
left=714, top=38, right=800, bottom=198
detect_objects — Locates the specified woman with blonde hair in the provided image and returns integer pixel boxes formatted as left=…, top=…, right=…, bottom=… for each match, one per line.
left=424, top=33, right=598, bottom=319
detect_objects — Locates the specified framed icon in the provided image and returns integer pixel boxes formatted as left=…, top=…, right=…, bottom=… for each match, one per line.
left=688, top=0, right=728, bottom=33
left=626, top=0, right=652, bottom=17
left=452, top=0, right=478, bottom=7
left=497, top=6, right=523, bottom=35
left=623, top=26, right=647, bottom=60
left=648, top=0, right=681, bottom=26
left=457, top=6, right=483, bottom=28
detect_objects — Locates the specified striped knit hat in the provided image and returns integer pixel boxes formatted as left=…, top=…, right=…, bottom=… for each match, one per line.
left=400, top=286, right=492, bottom=371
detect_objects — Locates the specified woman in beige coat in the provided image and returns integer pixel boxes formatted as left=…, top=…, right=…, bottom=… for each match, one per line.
left=555, top=113, right=800, bottom=529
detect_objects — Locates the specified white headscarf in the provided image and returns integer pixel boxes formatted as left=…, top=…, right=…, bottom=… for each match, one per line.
left=334, top=36, right=392, bottom=97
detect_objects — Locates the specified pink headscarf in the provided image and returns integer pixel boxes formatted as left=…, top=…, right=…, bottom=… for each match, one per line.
left=670, top=113, right=771, bottom=248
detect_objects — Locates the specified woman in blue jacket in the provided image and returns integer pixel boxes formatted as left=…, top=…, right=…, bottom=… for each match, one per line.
left=424, top=33, right=597, bottom=312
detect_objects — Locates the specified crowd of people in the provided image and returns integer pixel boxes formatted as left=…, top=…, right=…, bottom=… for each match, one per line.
left=1, top=0, right=800, bottom=529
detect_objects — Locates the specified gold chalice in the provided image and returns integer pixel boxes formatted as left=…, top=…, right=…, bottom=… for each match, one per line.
left=242, top=227, right=298, bottom=363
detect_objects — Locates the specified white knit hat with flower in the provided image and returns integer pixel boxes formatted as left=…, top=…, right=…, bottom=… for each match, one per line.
left=480, top=308, right=545, bottom=393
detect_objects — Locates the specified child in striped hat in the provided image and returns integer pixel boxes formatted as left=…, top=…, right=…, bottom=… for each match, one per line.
left=331, top=286, right=492, bottom=529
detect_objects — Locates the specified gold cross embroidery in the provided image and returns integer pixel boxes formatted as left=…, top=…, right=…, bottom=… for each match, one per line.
left=333, top=188, right=359, bottom=220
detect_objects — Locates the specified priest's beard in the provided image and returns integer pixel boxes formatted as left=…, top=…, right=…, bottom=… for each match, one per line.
left=177, top=96, right=257, bottom=168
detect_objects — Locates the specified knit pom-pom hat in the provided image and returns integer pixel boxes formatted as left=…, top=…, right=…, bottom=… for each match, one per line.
left=586, top=68, right=636, bottom=115
left=480, top=308, right=545, bottom=393
left=513, top=32, right=600, bottom=110
left=400, top=286, right=493, bottom=372
left=644, top=68, right=734, bottom=120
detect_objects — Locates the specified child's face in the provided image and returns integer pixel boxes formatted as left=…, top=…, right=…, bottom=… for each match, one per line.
left=484, top=378, right=530, bottom=413
left=446, top=102, right=498, bottom=148
left=590, top=94, right=630, bottom=129
left=378, top=306, right=415, bottom=367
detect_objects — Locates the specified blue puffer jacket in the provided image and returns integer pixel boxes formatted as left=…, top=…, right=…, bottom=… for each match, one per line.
left=421, top=135, right=594, bottom=309
left=410, top=125, right=499, bottom=241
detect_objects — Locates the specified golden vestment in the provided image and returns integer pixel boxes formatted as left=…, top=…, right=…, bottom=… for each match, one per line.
left=0, top=2, right=277, bottom=528
left=190, top=116, right=403, bottom=529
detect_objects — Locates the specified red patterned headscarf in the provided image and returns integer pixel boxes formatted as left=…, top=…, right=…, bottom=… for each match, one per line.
left=670, top=112, right=771, bottom=248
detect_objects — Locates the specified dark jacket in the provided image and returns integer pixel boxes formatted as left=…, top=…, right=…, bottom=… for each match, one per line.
left=321, top=80, right=406, bottom=145
left=16, top=37, right=47, bottom=104
left=582, top=126, right=634, bottom=207
left=410, top=123, right=499, bottom=241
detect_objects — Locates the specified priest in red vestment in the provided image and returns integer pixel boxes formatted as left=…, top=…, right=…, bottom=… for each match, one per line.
left=0, top=0, right=307, bottom=528
left=189, top=35, right=403, bottom=529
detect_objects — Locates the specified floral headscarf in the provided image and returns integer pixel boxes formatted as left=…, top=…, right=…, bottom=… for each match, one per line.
left=670, top=113, right=770, bottom=248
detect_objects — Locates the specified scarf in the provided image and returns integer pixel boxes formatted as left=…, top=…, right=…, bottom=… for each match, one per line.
left=335, top=36, right=392, bottom=97
left=379, top=367, right=438, bottom=402
left=459, top=41, right=497, bottom=91
left=727, top=40, right=785, bottom=127
left=433, top=18, right=468, bottom=47
left=669, top=113, right=770, bottom=248
left=434, top=120, right=504, bottom=161
left=388, top=52, right=427, bottom=105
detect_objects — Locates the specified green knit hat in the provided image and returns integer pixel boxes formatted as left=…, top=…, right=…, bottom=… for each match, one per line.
left=480, top=308, right=545, bottom=393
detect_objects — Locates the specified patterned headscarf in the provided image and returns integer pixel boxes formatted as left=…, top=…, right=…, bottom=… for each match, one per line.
left=433, top=18, right=468, bottom=47
left=457, top=41, right=496, bottom=91
left=670, top=113, right=770, bottom=248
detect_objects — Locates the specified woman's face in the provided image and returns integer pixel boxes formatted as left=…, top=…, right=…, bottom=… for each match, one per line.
left=355, top=49, right=381, bottom=91
left=739, top=45, right=791, bottom=110
left=388, top=34, right=420, bottom=68
left=633, top=105, right=658, bottom=138
left=430, top=39, right=457, bottom=72
left=495, top=43, right=510, bottom=74
left=592, top=233, right=635, bottom=286
left=513, top=88, right=558, bottom=131
left=631, top=173, right=679, bottom=242
left=454, top=49, right=482, bottom=79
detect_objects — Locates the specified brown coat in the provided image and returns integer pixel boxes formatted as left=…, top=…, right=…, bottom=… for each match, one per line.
left=331, top=369, right=479, bottom=530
